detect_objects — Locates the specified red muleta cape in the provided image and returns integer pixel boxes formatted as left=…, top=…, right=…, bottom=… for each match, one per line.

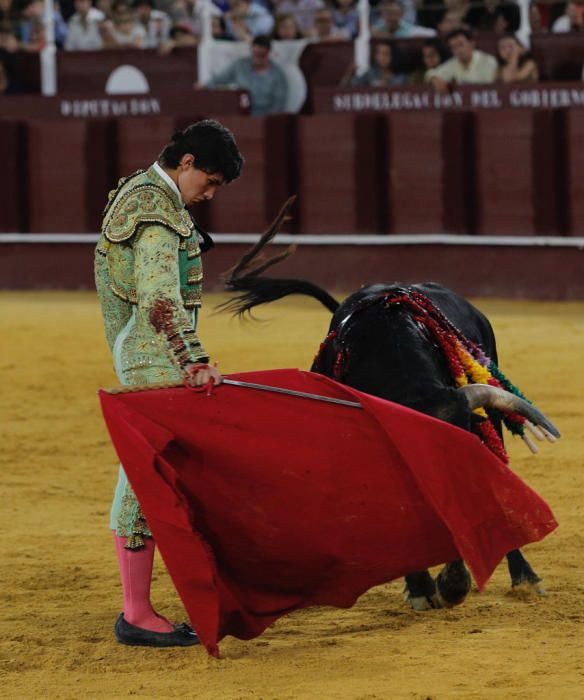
left=99, top=369, right=557, bottom=657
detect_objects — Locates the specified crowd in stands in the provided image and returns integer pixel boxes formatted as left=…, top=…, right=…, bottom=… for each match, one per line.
left=0, top=0, right=582, bottom=53
left=0, top=0, right=582, bottom=100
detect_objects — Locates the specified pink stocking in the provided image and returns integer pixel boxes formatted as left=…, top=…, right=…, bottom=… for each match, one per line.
left=113, top=533, right=174, bottom=633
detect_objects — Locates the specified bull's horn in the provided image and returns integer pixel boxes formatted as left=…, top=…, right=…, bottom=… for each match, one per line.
left=459, top=384, right=561, bottom=439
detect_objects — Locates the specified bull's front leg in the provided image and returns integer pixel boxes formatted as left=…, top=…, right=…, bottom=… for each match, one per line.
left=403, top=571, right=440, bottom=610
left=506, top=549, right=545, bottom=595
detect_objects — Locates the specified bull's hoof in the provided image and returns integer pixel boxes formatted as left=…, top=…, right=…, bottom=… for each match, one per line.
left=509, top=579, right=546, bottom=599
left=436, top=561, right=472, bottom=608
left=510, top=570, right=544, bottom=590
left=403, top=571, right=440, bottom=611
left=404, top=591, right=442, bottom=611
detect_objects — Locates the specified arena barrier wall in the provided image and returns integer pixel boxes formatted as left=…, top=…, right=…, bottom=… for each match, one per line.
left=1, top=235, right=583, bottom=300
left=2, top=104, right=583, bottom=236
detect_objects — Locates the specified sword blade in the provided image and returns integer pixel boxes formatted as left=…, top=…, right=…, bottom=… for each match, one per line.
left=222, top=378, right=362, bottom=409
left=104, top=377, right=362, bottom=409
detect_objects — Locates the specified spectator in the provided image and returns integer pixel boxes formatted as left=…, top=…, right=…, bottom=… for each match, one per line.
left=168, top=0, right=220, bottom=38
left=529, top=1, right=546, bottom=32
left=161, top=7, right=229, bottom=52
left=410, top=36, right=448, bottom=80
left=224, top=0, right=274, bottom=41
left=552, top=1, right=584, bottom=31
left=436, top=11, right=467, bottom=36
left=464, top=0, right=520, bottom=34
left=211, top=13, right=232, bottom=38
left=0, top=23, right=19, bottom=52
left=425, top=27, right=497, bottom=92
left=204, top=34, right=288, bottom=115
left=65, top=0, right=105, bottom=50
left=422, top=37, right=448, bottom=70
left=311, top=6, right=350, bottom=39
left=0, top=0, right=20, bottom=50
left=372, top=0, right=436, bottom=38
left=96, top=0, right=114, bottom=17
left=344, top=40, right=407, bottom=86
left=22, top=17, right=46, bottom=49
left=19, top=0, right=68, bottom=48
left=133, top=0, right=171, bottom=47
left=102, top=0, right=147, bottom=46
left=332, top=0, right=359, bottom=38
left=158, top=19, right=201, bottom=53
left=272, top=12, right=303, bottom=38
left=417, top=0, right=447, bottom=30
left=496, top=34, right=538, bottom=82
left=276, top=0, right=324, bottom=35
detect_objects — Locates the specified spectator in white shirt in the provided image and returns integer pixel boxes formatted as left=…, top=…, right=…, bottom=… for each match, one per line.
left=426, top=27, right=497, bottom=93
left=134, top=0, right=171, bottom=47
left=552, top=1, right=583, bottom=32
left=65, top=0, right=105, bottom=50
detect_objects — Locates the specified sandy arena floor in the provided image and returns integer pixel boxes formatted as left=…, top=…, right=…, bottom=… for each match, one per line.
left=1, top=291, right=583, bottom=699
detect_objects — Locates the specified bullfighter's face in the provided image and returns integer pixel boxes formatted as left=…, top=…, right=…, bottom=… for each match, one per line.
left=176, top=154, right=225, bottom=205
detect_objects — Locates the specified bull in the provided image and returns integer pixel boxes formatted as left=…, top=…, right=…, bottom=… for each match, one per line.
left=219, top=204, right=560, bottom=611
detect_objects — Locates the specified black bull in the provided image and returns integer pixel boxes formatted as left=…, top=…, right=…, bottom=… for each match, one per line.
left=220, top=219, right=559, bottom=609
left=310, top=281, right=545, bottom=608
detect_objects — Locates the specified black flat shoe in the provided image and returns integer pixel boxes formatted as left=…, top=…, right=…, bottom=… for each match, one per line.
left=114, top=613, right=200, bottom=647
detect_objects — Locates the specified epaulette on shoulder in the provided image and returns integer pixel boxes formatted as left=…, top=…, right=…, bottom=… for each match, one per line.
left=104, top=184, right=193, bottom=244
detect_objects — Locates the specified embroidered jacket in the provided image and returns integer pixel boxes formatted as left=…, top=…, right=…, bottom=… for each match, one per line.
left=95, top=166, right=209, bottom=382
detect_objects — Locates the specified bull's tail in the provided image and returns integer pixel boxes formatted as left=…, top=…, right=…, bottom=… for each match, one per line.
left=219, top=196, right=339, bottom=316
left=220, top=276, right=340, bottom=316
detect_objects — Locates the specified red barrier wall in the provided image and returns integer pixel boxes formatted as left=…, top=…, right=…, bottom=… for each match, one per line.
left=204, top=115, right=297, bottom=233
left=1, top=107, right=583, bottom=235
left=0, top=121, right=27, bottom=232
left=116, top=117, right=178, bottom=176
left=23, top=119, right=117, bottom=233
left=474, top=110, right=569, bottom=236
left=566, top=109, right=584, bottom=235
left=27, top=120, right=89, bottom=233
left=297, top=114, right=385, bottom=234
left=385, top=112, right=443, bottom=234
left=2, top=241, right=584, bottom=300
left=442, top=112, right=475, bottom=234
left=531, top=34, right=584, bottom=81
left=474, top=111, right=536, bottom=235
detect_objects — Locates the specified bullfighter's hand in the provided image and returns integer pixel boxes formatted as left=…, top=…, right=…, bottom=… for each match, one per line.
left=185, top=363, right=223, bottom=388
